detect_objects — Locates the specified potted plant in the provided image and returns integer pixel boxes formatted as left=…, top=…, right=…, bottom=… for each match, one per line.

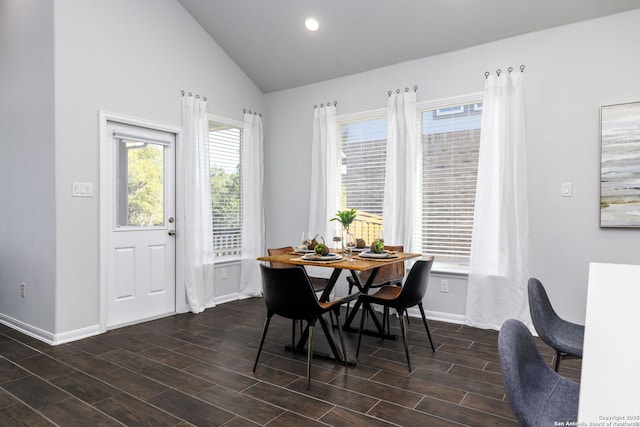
left=330, top=208, right=357, bottom=252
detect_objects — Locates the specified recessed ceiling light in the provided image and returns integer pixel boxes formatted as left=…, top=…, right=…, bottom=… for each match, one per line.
left=304, top=17, right=319, bottom=32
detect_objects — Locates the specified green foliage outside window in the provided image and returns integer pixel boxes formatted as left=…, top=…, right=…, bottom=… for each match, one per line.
left=126, top=143, right=164, bottom=227
left=210, top=165, right=241, bottom=229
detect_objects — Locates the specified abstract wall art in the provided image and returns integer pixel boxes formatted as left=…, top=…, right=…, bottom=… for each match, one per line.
left=600, top=101, right=640, bottom=227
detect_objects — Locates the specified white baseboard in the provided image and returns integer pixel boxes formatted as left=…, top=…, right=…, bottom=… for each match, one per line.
left=53, top=324, right=101, bottom=345
left=406, top=307, right=466, bottom=325
left=0, top=313, right=101, bottom=345
left=215, top=292, right=241, bottom=305
left=0, top=313, right=55, bottom=344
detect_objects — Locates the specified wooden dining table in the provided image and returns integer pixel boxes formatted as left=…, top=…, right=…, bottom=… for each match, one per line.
left=256, top=250, right=421, bottom=363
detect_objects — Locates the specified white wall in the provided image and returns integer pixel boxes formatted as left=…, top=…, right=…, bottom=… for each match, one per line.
left=0, top=0, right=262, bottom=341
left=0, top=0, right=56, bottom=336
left=50, top=0, right=263, bottom=335
left=264, top=9, right=640, bottom=325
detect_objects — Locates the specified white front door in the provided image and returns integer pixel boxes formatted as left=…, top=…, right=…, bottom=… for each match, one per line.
left=105, top=121, right=176, bottom=328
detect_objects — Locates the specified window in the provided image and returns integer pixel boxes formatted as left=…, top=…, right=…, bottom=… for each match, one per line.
left=336, top=95, right=482, bottom=266
left=338, top=115, right=387, bottom=243
left=420, top=101, right=482, bottom=265
left=208, top=117, right=242, bottom=257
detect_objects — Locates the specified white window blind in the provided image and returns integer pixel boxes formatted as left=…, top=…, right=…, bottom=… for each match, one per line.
left=336, top=96, right=482, bottom=266
left=208, top=120, right=242, bottom=257
left=419, top=102, right=482, bottom=264
left=338, top=116, right=387, bottom=243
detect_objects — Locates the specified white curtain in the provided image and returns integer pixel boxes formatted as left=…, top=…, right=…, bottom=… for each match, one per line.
left=182, top=95, right=215, bottom=313
left=308, top=104, right=338, bottom=244
left=466, top=71, right=531, bottom=330
left=383, top=91, right=418, bottom=251
left=240, top=112, right=265, bottom=297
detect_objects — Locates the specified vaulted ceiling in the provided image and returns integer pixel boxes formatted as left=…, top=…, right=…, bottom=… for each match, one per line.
left=178, top=0, right=640, bottom=93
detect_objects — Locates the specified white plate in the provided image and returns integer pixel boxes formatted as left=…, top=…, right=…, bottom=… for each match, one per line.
left=294, top=247, right=315, bottom=254
left=358, top=251, right=394, bottom=259
left=302, top=253, right=342, bottom=261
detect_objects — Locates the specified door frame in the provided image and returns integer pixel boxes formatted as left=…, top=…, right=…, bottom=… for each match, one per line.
left=98, top=111, right=186, bottom=333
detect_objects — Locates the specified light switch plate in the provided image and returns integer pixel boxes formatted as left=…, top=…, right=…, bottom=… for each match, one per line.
left=72, top=182, right=94, bottom=197
left=561, top=182, right=572, bottom=197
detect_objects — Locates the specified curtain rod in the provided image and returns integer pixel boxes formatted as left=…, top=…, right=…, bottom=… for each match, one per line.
left=180, top=90, right=207, bottom=101
left=388, top=86, right=418, bottom=97
left=243, top=108, right=262, bottom=117
left=485, top=64, right=526, bottom=78
left=313, top=101, right=337, bottom=109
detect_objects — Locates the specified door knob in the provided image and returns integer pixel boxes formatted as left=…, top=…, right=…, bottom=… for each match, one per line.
left=168, top=230, right=176, bottom=236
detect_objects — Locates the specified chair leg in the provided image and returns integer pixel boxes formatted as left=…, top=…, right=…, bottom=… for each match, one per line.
left=291, top=319, right=296, bottom=351
left=334, top=310, right=348, bottom=366
left=329, top=310, right=336, bottom=329
left=345, top=282, right=354, bottom=318
left=554, top=350, right=562, bottom=371
left=307, top=325, right=314, bottom=389
left=418, top=303, right=435, bottom=352
left=381, top=306, right=388, bottom=342
left=398, top=309, right=412, bottom=372
left=356, top=301, right=368, bottom=359
left=253, top=315, right=271, bottom=372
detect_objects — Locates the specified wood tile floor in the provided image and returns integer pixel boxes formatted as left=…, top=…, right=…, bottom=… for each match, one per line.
left=0, top=297, right=581, bottom=426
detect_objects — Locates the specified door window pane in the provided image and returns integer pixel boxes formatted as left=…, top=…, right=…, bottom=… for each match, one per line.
left=117, top=140, right=165, bottom=227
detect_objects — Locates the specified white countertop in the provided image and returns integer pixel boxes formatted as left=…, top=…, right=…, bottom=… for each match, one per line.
left=578, top=262, right=640, bottom=422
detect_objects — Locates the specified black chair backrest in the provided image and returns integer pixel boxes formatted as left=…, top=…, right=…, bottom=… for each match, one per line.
left=528, top=278, right=561, bottom=339
left=393, top=258, right=433, bottom=309
left=259, top=264, right=321, bottom=323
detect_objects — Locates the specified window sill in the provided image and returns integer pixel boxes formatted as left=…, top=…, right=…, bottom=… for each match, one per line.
left=431, top=262, right=469, bottom=277
left=213, top=256, right=242, bottom=265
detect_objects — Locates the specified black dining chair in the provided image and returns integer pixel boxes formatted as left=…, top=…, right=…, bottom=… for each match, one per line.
left=498, top=319, right=579, bottom=426
left=268, top=246, right=333, bottom=340
left=253, top=264, right=357, bottom=389
left=355, top=257, right=435, bottom=372
left=268, top=246, right=329, bottom=293
left=345, top=245, right=405, bottom=326
left=528, top=278, right=584, bottom=371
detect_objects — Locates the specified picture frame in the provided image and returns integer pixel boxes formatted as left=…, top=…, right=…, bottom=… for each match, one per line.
left=600, top=101, right=640, bottom=227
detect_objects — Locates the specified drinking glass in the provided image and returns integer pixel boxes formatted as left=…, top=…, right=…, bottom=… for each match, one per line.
left=346, top=233, right=357, bottom=261
left=332, top=235, right=342, bottom=251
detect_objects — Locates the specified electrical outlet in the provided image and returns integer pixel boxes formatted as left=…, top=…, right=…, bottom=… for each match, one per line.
left=20, top=282, right=26, bottom=298
left=440, top=279, right=449, bottom=293
left=221, top=268, right=228, bottom=279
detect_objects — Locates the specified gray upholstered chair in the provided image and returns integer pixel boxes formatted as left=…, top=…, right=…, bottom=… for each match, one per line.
left=528, top=278, right=584, bottom=371
left=499, top=319, right=579, bottom=427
